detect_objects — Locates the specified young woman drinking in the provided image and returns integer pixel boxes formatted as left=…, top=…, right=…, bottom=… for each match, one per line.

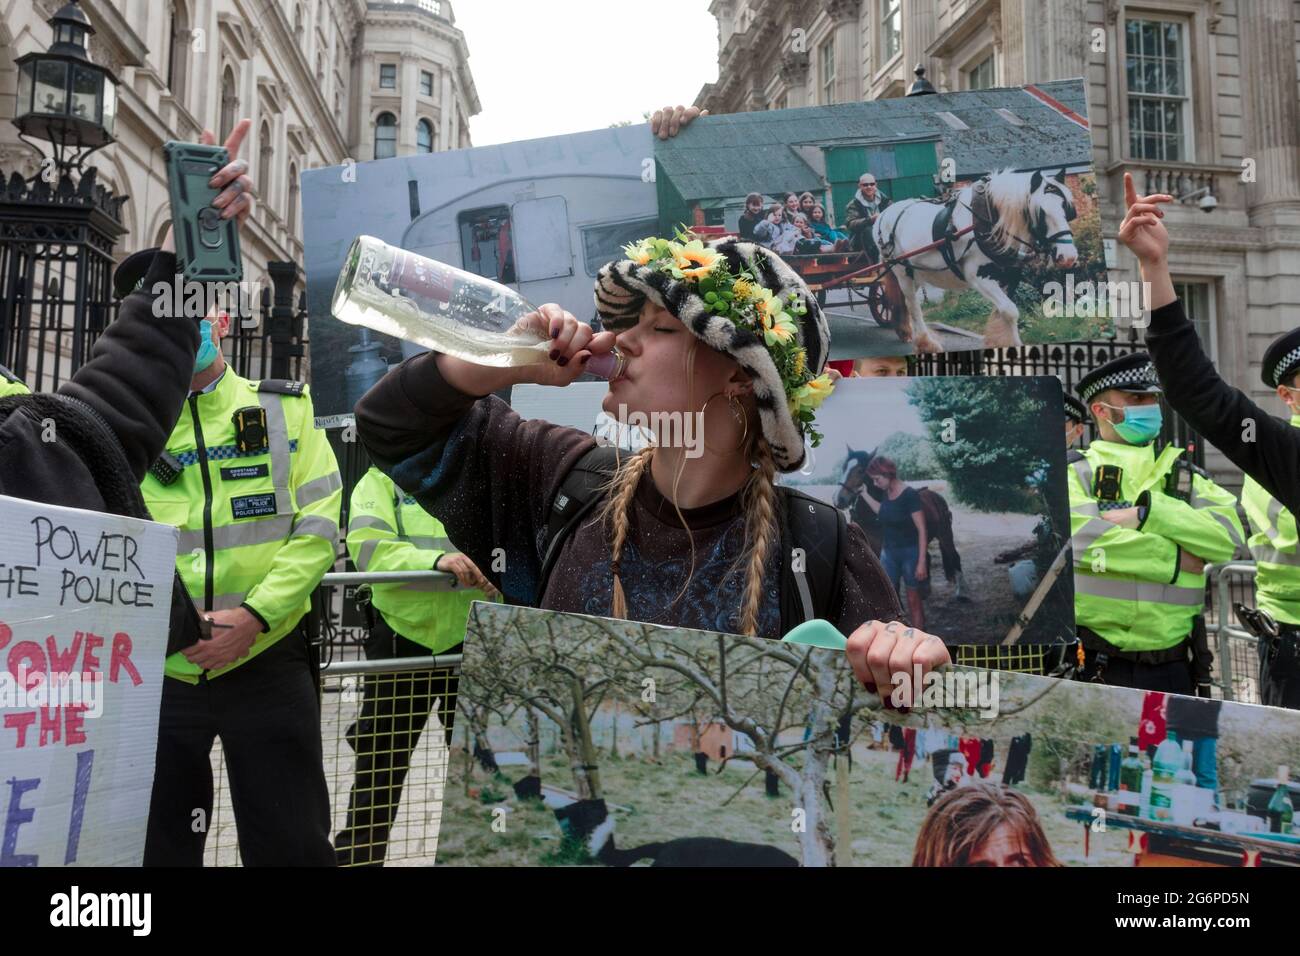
left=355, top=236, right=950, bottom=701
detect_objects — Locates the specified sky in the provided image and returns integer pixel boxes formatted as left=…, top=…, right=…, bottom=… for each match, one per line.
left=452, top=0, right=720, bottom=146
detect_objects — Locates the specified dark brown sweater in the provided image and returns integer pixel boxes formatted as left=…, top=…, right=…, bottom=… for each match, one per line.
left=354, top=352, right=902, bottom=640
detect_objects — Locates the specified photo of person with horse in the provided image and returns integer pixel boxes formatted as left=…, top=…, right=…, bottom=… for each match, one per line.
left=785, top=374, right=1073, bottom=646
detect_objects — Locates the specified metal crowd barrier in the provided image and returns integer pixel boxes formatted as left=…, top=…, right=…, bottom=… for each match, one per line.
left=1202, top=561, right=1261, bottom=704
left=204, top=570, right=464, bottom=867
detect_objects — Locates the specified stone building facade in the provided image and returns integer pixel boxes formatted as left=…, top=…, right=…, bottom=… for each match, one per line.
left=0, top=0, right=478, bottom=380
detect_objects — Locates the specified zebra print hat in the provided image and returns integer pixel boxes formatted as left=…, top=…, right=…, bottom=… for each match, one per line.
left=594, top=239, right=830, bottom=473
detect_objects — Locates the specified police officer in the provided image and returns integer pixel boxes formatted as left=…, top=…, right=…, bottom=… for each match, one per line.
left=1069, top=352, right=1244, bottom=693
left=137, top=291, right=343, bottom=866
left=334, top=466, right=497, bottom=866
left=1241, top=330, right=1300, bottom=708
left=0, top=363, right=28, bottom=398
left=1064, top=391, right=1088, bottom=450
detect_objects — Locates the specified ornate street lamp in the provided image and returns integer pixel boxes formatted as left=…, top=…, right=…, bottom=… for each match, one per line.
left=1, top=0, right=127, bottom=391
left=13, top=1, right=118, bottom=166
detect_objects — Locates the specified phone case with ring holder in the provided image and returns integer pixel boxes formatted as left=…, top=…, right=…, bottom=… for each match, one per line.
left=163, top=141, right=244, bottom=284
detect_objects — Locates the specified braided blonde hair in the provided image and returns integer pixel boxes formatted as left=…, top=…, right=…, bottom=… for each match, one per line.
left=597, top=340, right=784, bottom=637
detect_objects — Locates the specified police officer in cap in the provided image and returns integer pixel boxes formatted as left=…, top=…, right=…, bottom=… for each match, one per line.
left=118, top=148, right=343, bottom=863
left=1068, top=352, right=1244, bottom=693
left=1240, top=329, right=1300, bottom=708
left=1063, top=390, right=1089, bottom=450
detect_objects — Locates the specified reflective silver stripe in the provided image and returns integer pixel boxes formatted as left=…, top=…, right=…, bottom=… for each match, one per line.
left=297, top=471, right=342, bottom=507
left=356, top=537, right=379, bottom=572
left=1264, top=496, right=1287, bottom=544
left=209, top=591, right=247, bottom=611
left=257, top=391, right=292, bottom=515
left=1206, top=509, right=1243, bottom=547
left=1071, top=458, right=1094, bottom=494
left=1073, top=500, right=1101, bottom=517
left=1074, top=575, right=1205, bottom=607
left=178, top=515, right=293, bottom=552
left=1250, top=544, right=1300, bottom=568
left=405, top=535, right=452, bottom=550
left=348, top=515, right=395, bottom=535
left=291, top=514, right=339, bottom=541
left=1071, top=517, right=1113, bottom=553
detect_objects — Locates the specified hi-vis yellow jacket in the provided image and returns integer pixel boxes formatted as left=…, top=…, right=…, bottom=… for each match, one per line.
left=347, top=466, right=487, bottom=653
left=143, top=368, right=342, bottom=682
left=0, top=363, right=29, bottom=397
left=1069, top=439, right=1243, bottom=651
left=1243, top=414, right=1300, bottom=625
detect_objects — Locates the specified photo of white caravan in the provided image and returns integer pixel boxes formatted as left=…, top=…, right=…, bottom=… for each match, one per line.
left=301, top=124, right=658, bottom=417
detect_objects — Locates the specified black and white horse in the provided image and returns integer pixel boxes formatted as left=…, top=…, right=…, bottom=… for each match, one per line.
left=872, top=168, right=1078, bottom=352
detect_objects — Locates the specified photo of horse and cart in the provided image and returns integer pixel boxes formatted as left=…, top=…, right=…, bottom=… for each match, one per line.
left=781, top=375, right=1075, bottom=646
left=654, top=78, right=1109, bottom=357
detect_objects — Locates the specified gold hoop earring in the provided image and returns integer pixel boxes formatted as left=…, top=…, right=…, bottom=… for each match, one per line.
left=701, top=391, right=749, bottom=454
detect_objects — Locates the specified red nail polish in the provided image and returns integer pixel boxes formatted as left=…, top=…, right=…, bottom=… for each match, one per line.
left=549, top=350, right=560, bottom=360
left=557, top=356, right=569, bottom=367
left=579, top=354, right=590, bottom=364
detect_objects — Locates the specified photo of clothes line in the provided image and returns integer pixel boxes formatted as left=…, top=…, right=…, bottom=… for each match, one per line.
left=434, top=603, right=1300, bottom=868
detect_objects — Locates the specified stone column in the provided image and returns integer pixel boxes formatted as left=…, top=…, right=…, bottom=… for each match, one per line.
left=1239, top=0, right=1300, bottom=226
left=439, top=65, right=452, bottom=152
left=357, top=52, right=374, bottom=160
left=903, top=0, right=936, bottom=88
left=780, top=50, right=810, bottom=108
left=825, top=0, right=861, bottom=104
left=399, top=52, right=418, bottom=154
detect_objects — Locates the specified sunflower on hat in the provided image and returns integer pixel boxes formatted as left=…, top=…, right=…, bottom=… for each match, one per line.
left=616, top=231, right=835, bottom=450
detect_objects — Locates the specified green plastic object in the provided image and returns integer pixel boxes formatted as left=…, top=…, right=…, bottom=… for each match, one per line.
left=780, top=618, right=847, bottom=651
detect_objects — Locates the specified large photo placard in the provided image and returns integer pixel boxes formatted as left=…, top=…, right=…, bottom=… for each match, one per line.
left=0, top=495, right=175, bottom=867
left=654, top=79, right=1109, bottom=358
left=435, top=603, right=1300, bottom=868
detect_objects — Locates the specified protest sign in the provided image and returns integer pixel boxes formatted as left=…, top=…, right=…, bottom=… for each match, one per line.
left=0, top=495, right=175, bottom=866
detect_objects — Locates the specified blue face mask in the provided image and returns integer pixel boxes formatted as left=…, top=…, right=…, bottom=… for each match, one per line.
left=194, top=319, right=219, bottom=373
left=1102, top=401, right=1163, bottom=445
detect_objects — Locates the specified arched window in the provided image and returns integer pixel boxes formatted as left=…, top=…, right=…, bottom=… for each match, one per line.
left=219, top=66, right=238, bottom=140
left=416, top=119, right=434, bottom=153
left=374, top=112, right=397, bottom=159
left=165, top=1, right=190, bottom=104
left=287, top=164, right=300, bottom=237
left=258, top=119, right=273, bottom=204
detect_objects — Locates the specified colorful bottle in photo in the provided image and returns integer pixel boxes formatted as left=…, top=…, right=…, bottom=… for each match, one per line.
left=1268, top=766, right=1294, bottom=835
left=1119, top=738, right=1143, bottom=815
left=1147, top=733, right=1182, bottom=822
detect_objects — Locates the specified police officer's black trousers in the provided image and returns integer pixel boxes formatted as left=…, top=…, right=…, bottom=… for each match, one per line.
left=1078, top=647, right=1194, bottom=695
left=143, top=629, right=335, bottom=866
left=334, top=614, right=462, bottom=866
left=1259, top=630, right=1300, bottom=709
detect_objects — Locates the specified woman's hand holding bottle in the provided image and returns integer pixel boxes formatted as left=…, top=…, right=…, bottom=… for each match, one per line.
left=435, top=303, right=618, bottom=395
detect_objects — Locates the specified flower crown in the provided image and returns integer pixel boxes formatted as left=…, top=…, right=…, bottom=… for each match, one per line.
left=622, top=233, right=835, bottom=447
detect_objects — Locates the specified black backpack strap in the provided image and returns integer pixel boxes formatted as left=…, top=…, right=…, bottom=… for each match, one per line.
left=776, top=486, right=847, bottom=631
left=533, top=444, right=622, bottom=605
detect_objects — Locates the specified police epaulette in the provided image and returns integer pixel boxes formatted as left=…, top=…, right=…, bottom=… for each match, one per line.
left=257, top=379, right=306, bottom=396
left=0, top=362, right=19, bottom=384
left=1067, top=449, right=1086, bottom=463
